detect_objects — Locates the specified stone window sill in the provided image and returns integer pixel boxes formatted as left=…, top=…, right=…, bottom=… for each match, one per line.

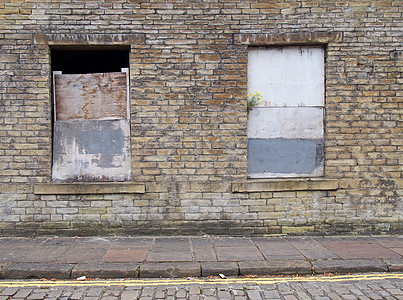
left=34, top=182, right=145, bottom=195
left=232, top=178, right=338, bottom=193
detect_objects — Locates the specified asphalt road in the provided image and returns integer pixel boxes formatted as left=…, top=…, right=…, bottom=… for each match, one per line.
left=0, top=273, right=402, bottom=299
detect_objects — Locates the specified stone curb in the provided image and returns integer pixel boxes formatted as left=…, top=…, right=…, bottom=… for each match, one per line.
left=140, top=262, right=201, bottom=278
left=71, top=263, right=140, bottom=279
left=201, top=262, right=239, bottom=277
left=0, top=263, right=73, bottom=279
left=382, top=258, right=403, bottom=272
left=239, top=260, right=312, bottom=276
left=0, top=260, right=400, bottom=279
left=311, top=259, right=389, bottom=274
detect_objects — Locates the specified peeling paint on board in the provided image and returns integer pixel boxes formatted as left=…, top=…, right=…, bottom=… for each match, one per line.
left=52, top=120, right=131, bottom=181
left=54, top=72, right=128, bottom=121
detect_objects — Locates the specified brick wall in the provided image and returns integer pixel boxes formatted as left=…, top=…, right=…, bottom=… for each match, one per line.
left=0, top=0, right=402, bottom=236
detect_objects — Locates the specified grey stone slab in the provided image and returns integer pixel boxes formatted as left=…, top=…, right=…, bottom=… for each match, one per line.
left=319, top=240, right=401, bottom=259
left=215, top=246, right=264, bottom=261
left=0, top=239, right=44, bottom=263
left=0, top=248, right=33, bottom=263
left=389, top=247, right=403, bottom=256
left=312, top=259, right=388, bottom=274
left=0, top=239, right=10, bottom=247
left=140, top=262, right=201, bottom=278
left=194, top=247, right=217, bottom=262
left=238, top=260, right=312, bottom=276
left=212, top=237, right=253, bottom=247
left=373, top=237, right=403, bottom=248
left=152, top=237, right=191, bottom=252
left=72, top=263, right=140, bottom=279
left=297, top=248, right=339, bottom=260
left=147, top=251, right=193, bottom=262
left=1, top=263, right=73, bottom=279
left=382, top=258, right=403, bottom=272
left=254, top=240, right=305, bottom=259
left=191, top=237, right=213, bottom=248
left=19, top=243, right=74, bottom=263
left=57, top=246, right=108, bottom=263
left=74, top=237, right=112, bottom=247
left=109, top=237, right=154, bottom=250
left=201, top=262, right=239, bottom=277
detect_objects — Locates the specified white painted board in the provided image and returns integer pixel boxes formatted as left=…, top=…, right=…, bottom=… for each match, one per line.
left=247, top=107, right=324, bottom=139
left=248, top=47, right=324, bottom=107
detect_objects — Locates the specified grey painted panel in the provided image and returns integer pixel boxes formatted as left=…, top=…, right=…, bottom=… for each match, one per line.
left=52, top=120, right=131, bottom=181
left=247, top=138, right=324, bottom=178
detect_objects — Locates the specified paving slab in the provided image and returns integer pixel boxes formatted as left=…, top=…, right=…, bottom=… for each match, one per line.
left=0, top=239, right=45, bottom=263
left=287, top=238, right=339, bottom=260
left=212, top=237, right=253, bottom=247
left=19, top=239, right=75, bottom=263
left=190, top=237, right=213, bottom=248
left=0, top=263, right=73, bottom=279
left=319, top=240, right=401, bottom=259
left=102, top=249, right=148, bottom=263
left=58, top=246, right=108, bottom=263
left=147, top=251, right=193, bottom=262
left=390, top=248, right=403, bottom=256
left=140, top=262, right=201, bottom=278
left=72, top=263, right=140, bottom=279
left=194, top=247, right=217, bottom=261
left=151, top=237, right=191, bottom=252
left=373, top=236, right=403, bottom=248
left=215, top=246, right=264, bottom=261
left=312, top=259, right=388, bottom=274
left=201, top=262, right=239, bottom=276
left=253, top=239, right=305, bottom=259
left=0, top=239, right=10, bottom=247
left=238, top=260, right=312, bottom=275
left=108, top=237, right=154, bottom=250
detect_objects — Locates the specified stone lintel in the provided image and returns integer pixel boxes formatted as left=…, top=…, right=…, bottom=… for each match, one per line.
left=232, top=179, right=338, bottom=193
left=34, top=183, right=145, bottom=195
left=34, top=33, right=145, bottom=45
left=234, top=32, right=342, bottom=46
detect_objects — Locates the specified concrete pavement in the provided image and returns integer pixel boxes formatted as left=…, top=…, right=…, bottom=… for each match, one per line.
left=0, top=235, right=402, bottom=279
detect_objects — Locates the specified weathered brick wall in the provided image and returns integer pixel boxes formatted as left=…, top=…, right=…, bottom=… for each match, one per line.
left=0, top=0, right=402, bottom=236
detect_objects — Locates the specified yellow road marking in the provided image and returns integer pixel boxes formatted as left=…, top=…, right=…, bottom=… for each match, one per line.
left=0, top=273, right=402, bottom=288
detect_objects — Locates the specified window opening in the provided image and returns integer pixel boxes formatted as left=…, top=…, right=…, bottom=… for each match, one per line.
left=247, top=46, right=325, bottom=178
left=51, top=47, right=131, bottom=181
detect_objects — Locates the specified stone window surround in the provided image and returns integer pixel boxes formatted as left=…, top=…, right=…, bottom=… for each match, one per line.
left=34, top=34, right=146, bottom=195
left=234, top=32, right=342, bottom=193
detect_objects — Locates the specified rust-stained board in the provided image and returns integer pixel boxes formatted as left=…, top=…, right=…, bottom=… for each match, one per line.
left=52, top=70, right=131, bottom=182
left=54, top=72, right=128, bottom=121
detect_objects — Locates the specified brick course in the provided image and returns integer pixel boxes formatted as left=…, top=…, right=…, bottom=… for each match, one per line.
left=0, top=0, right=402, bottom=236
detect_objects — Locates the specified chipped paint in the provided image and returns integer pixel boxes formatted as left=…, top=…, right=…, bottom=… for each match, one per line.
left=52, top=120, right=131, bottom=182
left=247, top=138, right=324, bottom=178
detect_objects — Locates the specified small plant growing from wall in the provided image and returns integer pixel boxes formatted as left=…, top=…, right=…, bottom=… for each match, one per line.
left=247, top=90, right=262, bottom=111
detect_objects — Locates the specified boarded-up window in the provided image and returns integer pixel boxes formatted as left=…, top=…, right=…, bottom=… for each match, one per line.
left=247, top=47, right=324, bottom=178
left=52, top=69, right=131, bottom=181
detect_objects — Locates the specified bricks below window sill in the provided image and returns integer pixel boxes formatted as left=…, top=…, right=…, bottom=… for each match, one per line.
left=232, top=178, right=338, bottom=193
left=34, top=182, right=145, bottom=195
